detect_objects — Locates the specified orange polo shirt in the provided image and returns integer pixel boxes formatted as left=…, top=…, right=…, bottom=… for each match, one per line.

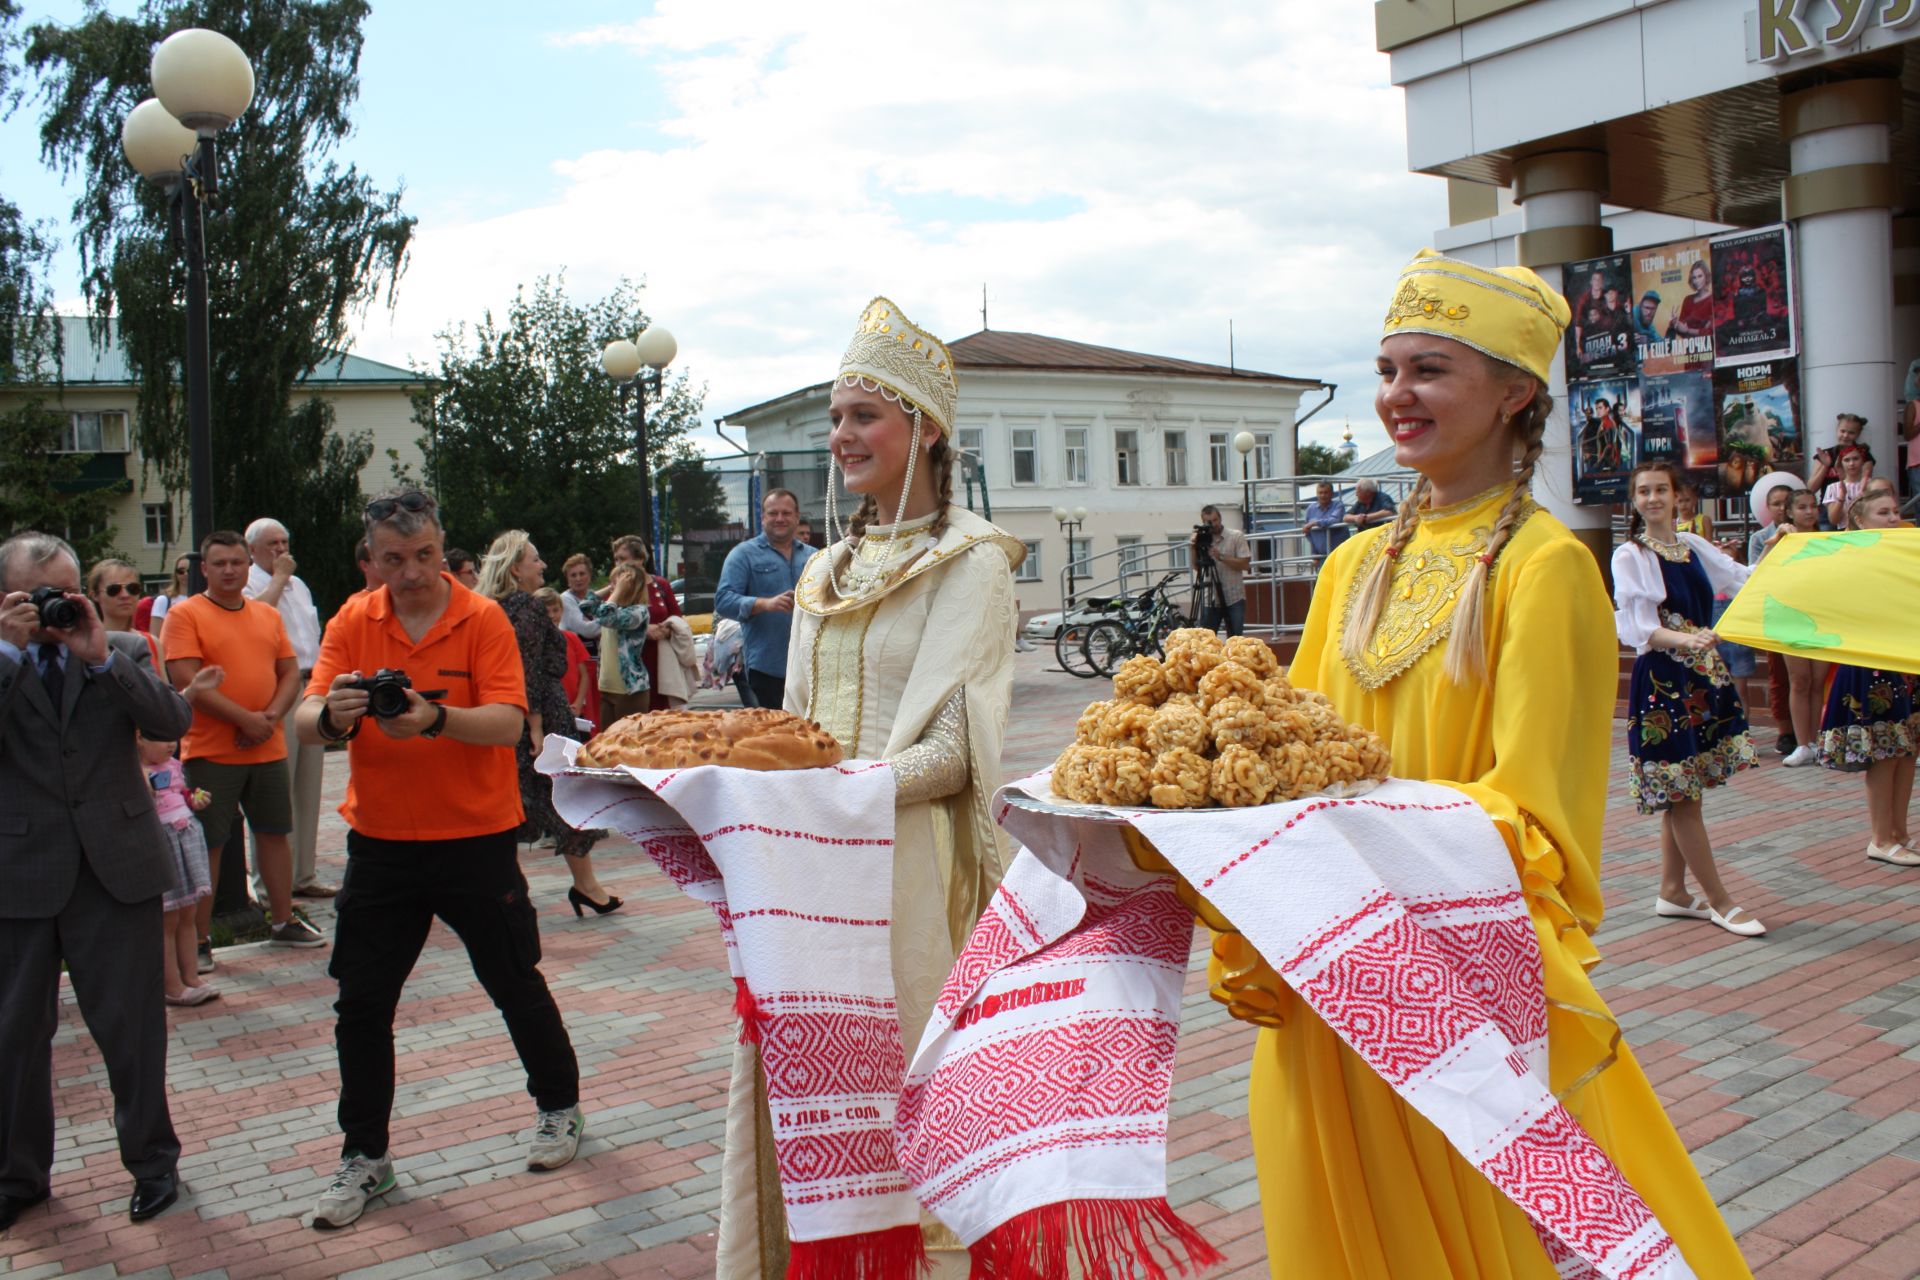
left=162, top=594, right=295, bottom=765
left=307, top=575, right=527, bottom=841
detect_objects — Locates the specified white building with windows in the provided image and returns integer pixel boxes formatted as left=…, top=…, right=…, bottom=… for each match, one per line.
left=3, top=318, right=425, bottom=584
left=725, top=329, right=1329, bottom=615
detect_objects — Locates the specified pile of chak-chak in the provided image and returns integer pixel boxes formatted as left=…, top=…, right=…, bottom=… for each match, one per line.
left=1052, top=629, right=1390, bottom=809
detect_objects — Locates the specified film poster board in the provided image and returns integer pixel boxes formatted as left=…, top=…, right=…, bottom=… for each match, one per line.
left=1569, top=376, right=1643, bottom=503
left=1711, top=226, right=1795, bottom=365
left=1630, top=238, right=1716, bottom=377
left=1714, top=359, right=1803, bottom=494
left=1564, top=253, right=1636, bottom=380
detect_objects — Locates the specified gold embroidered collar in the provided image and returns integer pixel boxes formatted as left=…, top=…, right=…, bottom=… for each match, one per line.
left=1338, top=485, right=1535, bottom=691
left=797, top=508, right=1024, bottom=619
left=1636, top=533, right=1692, bottom=563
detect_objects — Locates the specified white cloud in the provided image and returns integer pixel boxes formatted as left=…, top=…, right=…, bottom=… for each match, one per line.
left=352, top=0, right=1441, bottom=457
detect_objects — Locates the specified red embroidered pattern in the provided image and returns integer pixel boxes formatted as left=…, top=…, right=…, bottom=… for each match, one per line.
left=700, top=823, right=892, bottom=848
left=760, top=1012, right=906, bottom=1098
left=1482, top=1107, right=1675, bottom=1279
left=730, top=908, right=892, bottom=928
left=1293, top=913, right=1488, bottom=1086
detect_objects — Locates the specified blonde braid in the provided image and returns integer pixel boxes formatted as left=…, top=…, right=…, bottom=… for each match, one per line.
left=927, top=438, right=956, bottom=542
left=1441, top=392, right=1551, bottom=684
left=1339, top=475, right=1431, bottom=665
left=846, top=495, right=881, bottom=540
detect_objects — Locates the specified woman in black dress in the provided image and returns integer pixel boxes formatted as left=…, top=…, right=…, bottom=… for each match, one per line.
left=479, top=530, right=618, bottom=915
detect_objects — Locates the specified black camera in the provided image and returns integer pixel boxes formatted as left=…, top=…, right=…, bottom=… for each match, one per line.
left=1191, top=523, right=1215, bottom=566
left=345, top=668, right=446, bottom=719
left=28, top=585, right=85, bottom=631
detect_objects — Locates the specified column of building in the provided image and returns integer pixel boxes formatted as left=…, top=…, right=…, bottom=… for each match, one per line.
left=1781, top=78, right=1901, bottom=477
left=1512, top=150, right=1614, bottom=568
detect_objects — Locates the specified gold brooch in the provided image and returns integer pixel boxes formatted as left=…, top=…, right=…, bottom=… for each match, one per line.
left=1384, top=280, right=1470, bottom=328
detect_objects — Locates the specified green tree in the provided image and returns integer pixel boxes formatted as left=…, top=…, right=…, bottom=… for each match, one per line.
left=412, top=275, right=708, bottom=577
left=1297, top=442, right=1346, bottom=477
left=27, top=0, right=412, bottom=613
left=0, top=0, right=119, bottom=559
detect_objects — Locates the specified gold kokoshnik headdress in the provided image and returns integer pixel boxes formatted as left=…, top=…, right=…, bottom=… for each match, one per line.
left=1381, top=249, right=1571, bottom=384
left=836, top=296, right=958, bottom=437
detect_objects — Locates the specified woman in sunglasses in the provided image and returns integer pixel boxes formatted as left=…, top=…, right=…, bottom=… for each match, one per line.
left=142, top=556, right=191, bottom=634
left=89, top=558, right=162, bottom=665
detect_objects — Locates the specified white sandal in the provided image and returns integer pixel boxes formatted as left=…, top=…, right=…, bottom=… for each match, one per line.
left=1654, top=894, right=1711, bottom=920
left=1708, top=905, right=1767, bottom=937
left=1868, top=842, right=1920, bottom=867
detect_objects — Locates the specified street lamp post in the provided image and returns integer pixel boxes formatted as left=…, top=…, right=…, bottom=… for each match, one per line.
left=1053, top=505, right=1088, bottom=606
left=601, top=325, right=677, bottom=571
left=1233, top=431, right=1257, bottom=533
left=121, top=29, right=254, bottom=594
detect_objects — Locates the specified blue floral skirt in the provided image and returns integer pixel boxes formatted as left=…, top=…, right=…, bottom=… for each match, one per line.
left=1626, top=645, right=1756, bottom=814
left=1818, top=666, right=1917, bottom=773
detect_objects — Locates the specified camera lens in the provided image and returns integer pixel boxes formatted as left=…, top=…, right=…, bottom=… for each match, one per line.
left=37, top=593, right=83, bottom=630
left=368, top=684, right=408, bottom=719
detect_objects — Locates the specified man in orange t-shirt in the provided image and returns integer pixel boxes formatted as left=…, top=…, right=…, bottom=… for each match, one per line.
left=162, top=530, right=322, bottom=950
left=293, top=487, right=580, bottom=1229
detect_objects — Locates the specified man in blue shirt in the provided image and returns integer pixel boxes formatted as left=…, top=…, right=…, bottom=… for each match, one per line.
left=1300, top=481, right=1346, bottom=561
left=715, top=488, right=816, bottom=710
left=1343, top=478, right=1396, bottom=533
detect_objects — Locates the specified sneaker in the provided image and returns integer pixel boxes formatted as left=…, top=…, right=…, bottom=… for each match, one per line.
left=196, top=940, right=215, bottom=974
left=269, top=912, right=327, bottom=948
left=1773, top=732, right=1797, bottom=757
left=527, top=1105, right=585, bottom=1171
left=311, top=1151, right=395, bottom=1229
left=1782, top=744, right=1817, bottom=768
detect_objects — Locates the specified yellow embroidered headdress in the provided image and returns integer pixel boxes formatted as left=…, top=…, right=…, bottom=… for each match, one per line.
left=1381, top=249, right=1572, bottom=384
left=836, top=296, right=957, bottom=437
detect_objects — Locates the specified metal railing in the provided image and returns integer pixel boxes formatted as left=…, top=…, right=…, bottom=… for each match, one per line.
left=1055, top=471, right=1422, bottom=639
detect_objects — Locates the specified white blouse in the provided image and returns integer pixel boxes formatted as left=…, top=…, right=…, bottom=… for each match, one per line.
left=1610, top=532, right=1751, bottom=654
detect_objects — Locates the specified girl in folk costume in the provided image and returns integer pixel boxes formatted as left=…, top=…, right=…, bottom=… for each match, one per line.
left=1615, top=460, right=1764, bottom=936
left=1232, top=252, right=1751, bottom=1278
left=714, top=297, right=1022, bottom=1278
left=1816, top=489, right=1919, bottom=866
left=1777, top=488, right=1830, bottom=766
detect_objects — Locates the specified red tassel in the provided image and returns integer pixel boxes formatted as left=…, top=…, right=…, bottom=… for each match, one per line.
left=733, top=976, right=762, bottom=1044
left=789, top=1223, right=930, bottom=1280
left=968, top=1198, right=1224, bottom=1280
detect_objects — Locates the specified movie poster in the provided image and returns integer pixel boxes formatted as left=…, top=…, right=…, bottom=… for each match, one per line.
left=1630, top=238, right=1716, bottom=376
left=1711, top=226, right=1794, bottom=364
left=1642, top=371, right=1717, bottom=495
left=1570, top=376, right=1643, bottom=504
left=1715, top=359, right=1803, bottom=493
left=1564, top=253, right=1635, bottom=378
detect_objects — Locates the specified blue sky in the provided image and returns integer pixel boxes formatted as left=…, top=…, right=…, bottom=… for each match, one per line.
left=4, top=2, right=1444, bottom=460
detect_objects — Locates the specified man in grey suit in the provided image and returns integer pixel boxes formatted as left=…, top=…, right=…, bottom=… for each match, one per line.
left=0, top=531, right=193, bottom=1230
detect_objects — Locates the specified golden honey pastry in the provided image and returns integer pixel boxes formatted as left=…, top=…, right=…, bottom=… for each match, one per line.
left=1197, top=660, right=1266, bottom=711
left=1224, top=636, right=1280, bottom=677
left=1163, top=627, right=1224, bottom=655
left=1207, top=695, right=1269, bottom=752
left=1267, top=739, right=1331, bottom=801
left=1210, top=743, right=1276, bottom=807
left=1111, top=654, right=1170, bottom=706
left=1145, top=701, right=1211, bottom=756
left=1148, top=747, right=1212, bottom=808
left=1099, top=701, right=1158, bottom=752
left=1075, top=700, right=1115, bottom=742
left=1163, top=641, right=1225, bottom=695
left=1085, top=744, right=1152, bottom=806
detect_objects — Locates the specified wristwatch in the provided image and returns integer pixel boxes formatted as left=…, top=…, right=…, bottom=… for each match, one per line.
left=421, top=703, right=449, bottom=739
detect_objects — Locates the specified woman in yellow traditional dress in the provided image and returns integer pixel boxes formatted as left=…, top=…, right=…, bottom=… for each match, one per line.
left=1231, top=251, right=1752, bottom=1277
left=713, top=298, right=1023, bottom=1278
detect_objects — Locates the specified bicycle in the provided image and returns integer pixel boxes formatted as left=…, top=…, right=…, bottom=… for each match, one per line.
left=1080, top=572, right=1191, bottom=677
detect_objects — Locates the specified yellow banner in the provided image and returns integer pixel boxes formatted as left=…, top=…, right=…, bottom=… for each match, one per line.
left=1718, top=528, right=1920, bottom=675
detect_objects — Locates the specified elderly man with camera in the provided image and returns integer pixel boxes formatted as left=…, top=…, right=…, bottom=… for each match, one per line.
left=0, top=532, right=193, bottom=1229
left=1190, top=503, right=1253, bottom=637
left=293, top=488, right=583, bottom=1229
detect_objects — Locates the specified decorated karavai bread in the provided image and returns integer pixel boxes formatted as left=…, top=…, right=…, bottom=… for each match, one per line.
left=1051, top=644, right=1390, bottom=807
left=578, top=708, right=844, bottom=771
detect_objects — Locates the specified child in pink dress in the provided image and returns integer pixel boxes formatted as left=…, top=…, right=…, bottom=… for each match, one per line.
left=141, top=733, right=217, bottom=1006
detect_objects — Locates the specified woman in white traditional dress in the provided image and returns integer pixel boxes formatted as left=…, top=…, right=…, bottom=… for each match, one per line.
left=714, top=297, right=1024, bottom=1278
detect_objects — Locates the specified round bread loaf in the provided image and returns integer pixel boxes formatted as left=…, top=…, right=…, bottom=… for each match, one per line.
left=577, top=708, right=844, bottom=771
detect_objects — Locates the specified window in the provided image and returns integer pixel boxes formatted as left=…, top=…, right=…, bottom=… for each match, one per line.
left=142, top=503, right=175, bottom=547
left=1117, top=535, right=1145, bottom=588
left=1070, top=537, right=1092, bottom=575
left=1115, top=429, right=1139, bottom=486
left=1165, top=533, right=1190, bottom=571
left=1011, top=428, right=1038, bottom=485
left=1208, top=432, right=1230, bottom=483
left=55, top=410, right=130, bottom=454
left=958, top=427, right=984, bottom=459
left=1253, top=432, right=1275, bottom=480
left=1016, top=540, right=1042, bottom=582
left=1164, top=430, right=1188, bottom=486
left=1063, top=427, right=1088, bottom=485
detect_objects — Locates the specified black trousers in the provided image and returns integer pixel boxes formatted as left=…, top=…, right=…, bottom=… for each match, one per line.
left=746, top=668, right=787, bottom=713
left=0, top=858, right=179, bottom=1197
left=331, top=829, right=578, bottom=1158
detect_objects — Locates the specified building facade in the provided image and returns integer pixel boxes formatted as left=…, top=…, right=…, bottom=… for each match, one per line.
left=1379, top=0, right=1920, bottom=559
left=4, top=318, right=425, bottom=583
left=726, top=330, right=1329, bottom=615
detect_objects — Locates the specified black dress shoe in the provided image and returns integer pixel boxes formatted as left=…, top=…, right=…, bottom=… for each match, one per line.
left=128, top=1172, right=178, bottom=1222
left=0, top=1187, right=50, bottom=1231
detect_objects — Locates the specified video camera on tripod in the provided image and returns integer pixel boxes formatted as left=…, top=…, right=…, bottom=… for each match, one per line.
left=1191, top=523, right=1215, bottom=568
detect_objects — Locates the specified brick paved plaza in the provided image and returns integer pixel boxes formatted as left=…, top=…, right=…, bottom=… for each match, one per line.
left=4, top=647, right=1919, bottom=1279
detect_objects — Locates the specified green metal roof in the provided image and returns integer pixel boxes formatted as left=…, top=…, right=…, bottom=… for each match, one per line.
left=36, top=316, right=418, bottom=387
